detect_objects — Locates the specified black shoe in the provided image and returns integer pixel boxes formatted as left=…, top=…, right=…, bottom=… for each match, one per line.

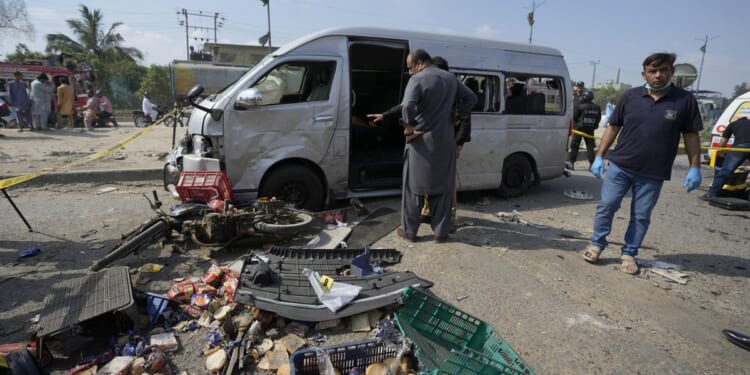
left=698, top=193, right=714, bottom=202
left=722, top=329, right=750, bottom=351
left=396, top=227, right=416, bottom=242
left=434, top=235, right=449, bottom=243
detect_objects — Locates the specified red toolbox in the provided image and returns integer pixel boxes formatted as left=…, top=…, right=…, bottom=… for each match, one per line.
left=176, top=171, right=232, bottom=203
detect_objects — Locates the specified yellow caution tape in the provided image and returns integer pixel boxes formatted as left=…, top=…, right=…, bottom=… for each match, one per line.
left=571, top=129, right=596, bottom=139
left=572, top=129, right=750, bottom=153
left=0, top=109, right=177, bottom=190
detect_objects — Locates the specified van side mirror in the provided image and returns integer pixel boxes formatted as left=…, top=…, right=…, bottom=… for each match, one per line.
left=187, top=84, right=205, bottom=99
left=187, top=84, right=223, bottom=121
left=235, top=88, right=263, bottom=109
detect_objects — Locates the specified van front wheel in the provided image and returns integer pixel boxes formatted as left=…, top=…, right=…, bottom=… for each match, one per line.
left=497, top=154, right=533, bottom=198
left=259, top=165, right=324, bottom=211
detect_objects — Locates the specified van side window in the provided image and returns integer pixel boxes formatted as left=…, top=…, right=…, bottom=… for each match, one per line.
left=503, top=75, right=564, bottom=115
left=251, top=61, right=336, bottom=105
left=457, top=74, right=500, bottom=112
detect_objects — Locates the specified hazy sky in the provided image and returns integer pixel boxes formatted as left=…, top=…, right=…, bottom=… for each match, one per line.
left=3, top=0, right=747, bottom=97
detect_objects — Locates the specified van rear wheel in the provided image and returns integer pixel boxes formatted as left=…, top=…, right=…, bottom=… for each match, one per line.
left=497, top=154, right=533, bottom=198
left=259, top=165, right=324, bottom=211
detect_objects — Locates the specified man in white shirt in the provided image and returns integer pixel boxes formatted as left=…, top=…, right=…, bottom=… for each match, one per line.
left=142, top=91, right=158, bottom=122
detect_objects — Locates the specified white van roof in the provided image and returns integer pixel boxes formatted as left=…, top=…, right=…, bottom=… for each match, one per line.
left=273, top=26, right=564, bottom=58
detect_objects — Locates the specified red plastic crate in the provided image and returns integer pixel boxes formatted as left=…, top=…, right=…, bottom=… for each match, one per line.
left=176, top=171, right=232, bottom=203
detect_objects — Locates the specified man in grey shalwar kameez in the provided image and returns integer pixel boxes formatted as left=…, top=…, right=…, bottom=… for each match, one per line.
left=399, top=49, right=477, bottom=242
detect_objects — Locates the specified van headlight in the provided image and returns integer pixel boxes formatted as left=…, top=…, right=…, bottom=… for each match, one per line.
left=192, top=135, right=210, bottom=154
left=179, top=133, right=190, bottom=148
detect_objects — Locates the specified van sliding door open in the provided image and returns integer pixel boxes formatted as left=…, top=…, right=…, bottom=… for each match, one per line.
left=347, top=40, right=409, bottom=190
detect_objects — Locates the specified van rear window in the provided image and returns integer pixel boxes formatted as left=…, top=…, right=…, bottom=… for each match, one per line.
left=503, top=75, right=564, bottom=115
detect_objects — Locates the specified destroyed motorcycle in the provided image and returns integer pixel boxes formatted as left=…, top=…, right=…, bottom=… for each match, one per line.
left=90, top=192, right=314, bottom=272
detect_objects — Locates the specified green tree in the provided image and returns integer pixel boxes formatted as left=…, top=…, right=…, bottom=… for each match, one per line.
left=107, top=60, right=147, bottom=109
left=732, top=82, right=749, bottom=100
left=5, top=43, right=49, bottom=62
left=45, top=5, right=142, bottom=63
left=593, top=84, right=627, bottom=109
left=137, top=65, right=171, bottom=108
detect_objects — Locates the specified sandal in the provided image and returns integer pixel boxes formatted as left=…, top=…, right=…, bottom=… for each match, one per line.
left=581, top=245, right=602, bottom=263
left=620, top=255, right=639, bottom=275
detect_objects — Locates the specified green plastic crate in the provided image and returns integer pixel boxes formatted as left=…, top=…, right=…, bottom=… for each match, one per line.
left=394, top=287, right=535, bottom=375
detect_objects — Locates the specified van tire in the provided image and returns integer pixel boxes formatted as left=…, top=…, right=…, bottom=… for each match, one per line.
left=259, top=165, right=324, bottom=211
left=497, top=154, right=533, bottom=198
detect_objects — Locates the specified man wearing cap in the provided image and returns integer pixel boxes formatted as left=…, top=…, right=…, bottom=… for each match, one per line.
left=7, top=71, right=33, bottom=131
left=573, top=81, right=585, bottom=107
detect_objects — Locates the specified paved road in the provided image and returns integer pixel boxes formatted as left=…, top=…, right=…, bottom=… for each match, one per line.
left=0, top=122, right=178, bottom=184
left=1, top=156, right=748, bottom=373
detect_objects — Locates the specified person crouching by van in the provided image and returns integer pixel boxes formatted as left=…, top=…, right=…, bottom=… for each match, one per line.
left=701, top=116, right=750, bottom=200
left=397, top=49, right=477, bottom=243
left=581, top=52, right=703, bottom=275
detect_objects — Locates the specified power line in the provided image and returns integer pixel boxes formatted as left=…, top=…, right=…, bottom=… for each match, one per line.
left=177, top=8, right=224, bottom=60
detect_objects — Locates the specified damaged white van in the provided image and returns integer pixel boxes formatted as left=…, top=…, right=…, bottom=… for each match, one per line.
left=164, top=27, right=573, bottom=210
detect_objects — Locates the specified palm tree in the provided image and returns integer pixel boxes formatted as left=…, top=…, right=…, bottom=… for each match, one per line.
left=45, top=5, right=142, bottom=63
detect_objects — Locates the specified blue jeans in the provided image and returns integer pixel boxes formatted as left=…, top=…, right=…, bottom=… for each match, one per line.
left=707, top=142, right=750, bottom=197
left=591, top=162, right=664, bottom=257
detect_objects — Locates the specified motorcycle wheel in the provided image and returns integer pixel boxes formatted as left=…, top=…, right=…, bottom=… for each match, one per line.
left=163, top=114, right=176, bottom=127
left=134, top=115, right=150, bottom=127
left=254, top=211, right=314, bottom=234
left=90, top=219, right=168, bottom=271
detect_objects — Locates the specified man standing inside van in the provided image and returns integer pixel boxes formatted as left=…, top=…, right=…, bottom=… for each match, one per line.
left=397, top=49, right=477, bottom=242
left=581, top=52, right=702, bottom=275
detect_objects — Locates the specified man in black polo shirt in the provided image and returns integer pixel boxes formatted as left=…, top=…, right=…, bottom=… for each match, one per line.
left=703, top=116, right=750, bottom=199
left=580, top=52, right=703, bottom=274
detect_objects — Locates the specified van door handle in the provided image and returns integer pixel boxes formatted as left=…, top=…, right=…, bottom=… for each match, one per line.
left=314, top=114, right=334, bottom=122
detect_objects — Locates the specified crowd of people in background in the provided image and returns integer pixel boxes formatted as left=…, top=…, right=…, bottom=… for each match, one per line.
left=5, top=70, right=118, bottom=132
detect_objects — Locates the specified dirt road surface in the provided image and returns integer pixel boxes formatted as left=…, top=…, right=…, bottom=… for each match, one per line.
left=0, top=124, right=748, bottom=374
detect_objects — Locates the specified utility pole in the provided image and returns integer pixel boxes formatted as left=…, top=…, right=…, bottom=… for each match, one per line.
left=590, top=60, right=600, bottom=89
left=695, top=34, right=718, bottom=95
left=177, top=9, right=224, bottom=61
left=527, top=0, right=546, bottom=44
left=260, top=0, right=272, bottom=53
left=181, top=9, right=189, bottom=60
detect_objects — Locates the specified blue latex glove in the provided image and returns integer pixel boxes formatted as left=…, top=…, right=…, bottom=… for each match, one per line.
left=590, top=156, right=604, bottom=179
left=684, top=167, right=702, bottom=192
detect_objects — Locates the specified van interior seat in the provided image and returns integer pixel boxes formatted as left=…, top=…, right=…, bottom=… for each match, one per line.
left=505, top=83, right=526, bottom=114
left=307, top=68, right=332, bottom=101
left=525, top=92, right=545, bottom=114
